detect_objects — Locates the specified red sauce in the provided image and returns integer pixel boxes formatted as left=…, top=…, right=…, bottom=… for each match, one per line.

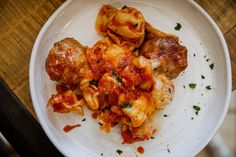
left=76, top=95, right=83, bottom=100
left=92, top=112, right=99, bottom=119
left=56, top=84, right=68, bottom=93
left=52, top=103, right=68, bottom=113
left=121, top=130, right=147, bottom=144
left=63, top=124, right=81, bottom=133
left=137, top=146, right=144, bottom=154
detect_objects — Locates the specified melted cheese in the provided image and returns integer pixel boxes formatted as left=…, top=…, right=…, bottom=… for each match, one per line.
left=152, top=74, right=174, bottom=109
left=121, top=95, right=154, bottom=127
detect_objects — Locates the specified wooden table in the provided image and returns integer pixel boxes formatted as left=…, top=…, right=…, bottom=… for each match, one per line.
left=0, top=0, right=235, bottom=156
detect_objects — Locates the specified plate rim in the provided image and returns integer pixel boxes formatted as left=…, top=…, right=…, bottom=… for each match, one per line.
left=29, top=0, right=232, bottom=156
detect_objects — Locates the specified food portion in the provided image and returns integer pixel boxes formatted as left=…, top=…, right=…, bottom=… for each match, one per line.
left=45, top=4, right=188, bottom=144
left=96, top=5, right=145, bottom=50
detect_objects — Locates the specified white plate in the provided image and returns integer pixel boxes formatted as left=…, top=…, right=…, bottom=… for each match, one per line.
left=29, top=0, right=232, bottom=157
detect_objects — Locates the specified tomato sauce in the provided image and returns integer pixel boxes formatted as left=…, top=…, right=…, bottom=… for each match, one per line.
left=56, top=84, right=68, bottom=93
left=137, top=146, right=144, bottom=154
left=92, top=112, right=99, bottom=119
left=63, top=124, right=81, bottom=133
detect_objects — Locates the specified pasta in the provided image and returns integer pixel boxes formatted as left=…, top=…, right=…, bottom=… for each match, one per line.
left=96, top=5, right=145, bottom=50
left=45, top=4, right=188, bottom=144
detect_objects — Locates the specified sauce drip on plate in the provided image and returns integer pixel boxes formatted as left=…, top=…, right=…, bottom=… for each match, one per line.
left=137, top=146, right=144, bottom=154
left=63, top=124, right=81, bottom=132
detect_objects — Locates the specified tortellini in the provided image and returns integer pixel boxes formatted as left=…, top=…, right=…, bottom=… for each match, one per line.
left=107, top=6, right=145, bottom=39
left=96, top=5, right=146, bottom=49
left=95, top=4, right=118, bottom=35
left=119, top=94, right=155, bottom=127
left=47, top=90, right=85, bottom=115
left=80, top=78, right=100, bottom=110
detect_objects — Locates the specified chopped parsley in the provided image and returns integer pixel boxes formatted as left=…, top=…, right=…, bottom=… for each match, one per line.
left=101, top=153, right=103, bottom=156
left=167, top=148, right=171, bottom=153
left=204, top=55, right=207, bottom=58
left=206, top=58, right=210, bottom=62
left=90, top=79, right=98, bottom=86
left=112, top=70, right=122, bottom=83
left=116, top=149, right=123, bottom=155
left=82, top=118, right=86, bottom=122
left=193, top=105, right=201, bottom=115
left=205, top=85, right=212, bottom=90
left=193, top=53, right=196, bottom=57
left=174, top=23, right=182, bottom=31
left=209, top=63, right=214, bottom=70
left=201, top=75, right=205, bottom=79
left=168, top=88, right=172, bottom=93
left=191, top=117, right=194, bottom=120
left=151, top=136, right=155, bottom=139
left=183, top=85, right=186, bottom=89
left=163, top=114, right=168, bottom=117
left=121, top=102, right=132, bottom=109
left=189, top=83, right=196, bottom=89
left=98, top=122, right=103, bottom=125
left=122, top=5, right=127, bottom=9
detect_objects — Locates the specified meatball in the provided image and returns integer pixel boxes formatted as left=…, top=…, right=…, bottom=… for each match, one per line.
left=45, top=38, right=87, bottom=84
left=141, top=36, right=187, bottom=79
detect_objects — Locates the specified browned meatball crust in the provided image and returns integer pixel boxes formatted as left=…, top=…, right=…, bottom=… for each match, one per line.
left=45, top=38, right=87, bottom=84
left=141, top=36, right=187, bottom=79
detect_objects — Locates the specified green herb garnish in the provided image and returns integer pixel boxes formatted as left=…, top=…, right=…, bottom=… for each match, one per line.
left=116, top=150, right=123, bottom=155
left=151, top=136, right=155, bottom=139
left=193, top=105, right=201, bottom=115
left=189, top=83, right=196, bottom=89
left=112, top=70, right=122, bottom=83
left=205, top=85, right=212, bottom=90
left=206, top=58, right=210, bottom=62
left=121, top=102, right=132, bottom=109
left=122, top=5, right=127, bottom=9
left=90, top=79, right=98, bottom=86
left=174, top=23, right=182, bottom=31
left=101, top=153, right=103, bottom=156
left=193, top=53, right=196, bottom=57
left=163, top=114, right=168, bottom=117
left=191, top=117, right=194, bottom=120
left=98, top=122, right=103, bottom=125
left=82, top=118, right=86, bottom=122
left=201, top=75, right=205, bottom=79
left=183, top=85, right=186, bottom=89
left=167, top=148, right=171, bottom=153
left=209, top=63, right=214, bottom=70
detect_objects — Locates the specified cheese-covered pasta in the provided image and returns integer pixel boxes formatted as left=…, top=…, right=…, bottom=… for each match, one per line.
left=95, top=4, right=118, bottom=35
left=45, top=4, right=188, bottom=144
left=107, top=6, right=145, bottom=39
left=47, top=90, right=85, bottom=115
